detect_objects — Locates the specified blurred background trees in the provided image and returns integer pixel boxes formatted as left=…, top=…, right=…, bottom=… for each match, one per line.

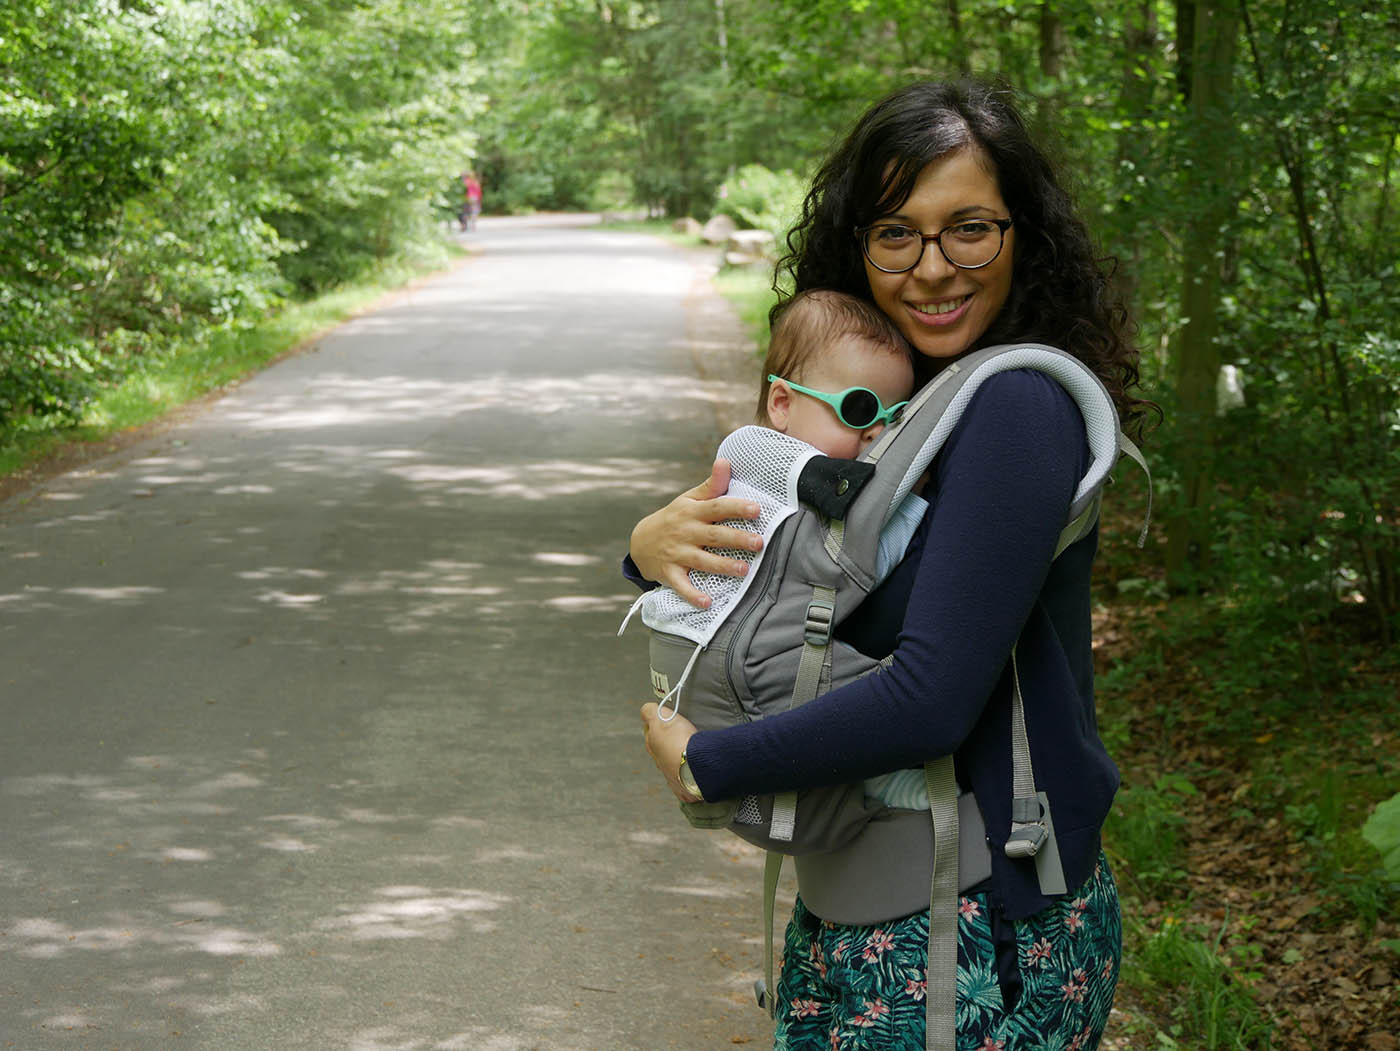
left=3, top=0, right=1397, bottom=647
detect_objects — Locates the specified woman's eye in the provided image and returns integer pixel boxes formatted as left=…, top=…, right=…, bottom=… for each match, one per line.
left=949, top=221, right=995, bottom=239
left=875, top=225, right=917, bottom=243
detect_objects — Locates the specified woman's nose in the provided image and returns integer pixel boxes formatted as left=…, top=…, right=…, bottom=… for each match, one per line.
left=911, top=239, right=957, bottom=282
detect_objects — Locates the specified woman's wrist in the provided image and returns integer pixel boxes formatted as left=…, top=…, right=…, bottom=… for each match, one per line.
left=678, top=749, right=704, bottom=801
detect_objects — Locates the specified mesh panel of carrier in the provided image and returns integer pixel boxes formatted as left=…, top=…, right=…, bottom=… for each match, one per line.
left=640, top=426, right=819, bottom=647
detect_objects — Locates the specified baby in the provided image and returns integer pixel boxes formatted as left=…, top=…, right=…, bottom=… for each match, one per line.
left=750, top=290, right=929, bottom=811
left=755, top=289, right=924, bottom=590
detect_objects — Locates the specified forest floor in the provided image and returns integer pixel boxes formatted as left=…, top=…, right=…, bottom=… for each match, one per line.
left=1090, top=500, right=1399, bottom=1050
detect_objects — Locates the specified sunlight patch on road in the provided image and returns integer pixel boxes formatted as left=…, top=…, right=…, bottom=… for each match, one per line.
left=160, top=846, right=214, bottom=862
left=61, top=586, right=165, bottom=603
left=656, top=881, right=742, bottom=900
left=318, top=886, right=509, bottom=942
left=6, top=915, right=281, bottom=959
left=258, top=836, right=316, bottom=853
left=541, top=595, right=630, bottom=613
left=531, top=552, right=600, bottom=566
left=256, top=589, right=325, bottom=607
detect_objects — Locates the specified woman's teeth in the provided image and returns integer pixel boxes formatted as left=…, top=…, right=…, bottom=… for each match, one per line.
left=916, top=296, right=969, bottom=316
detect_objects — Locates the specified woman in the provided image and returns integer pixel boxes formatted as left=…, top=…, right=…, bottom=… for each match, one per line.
left=631, top=79, right=1153, bottom=1049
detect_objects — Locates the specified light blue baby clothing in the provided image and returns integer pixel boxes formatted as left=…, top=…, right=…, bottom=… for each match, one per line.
left=866, top=490, right=931, bottom=811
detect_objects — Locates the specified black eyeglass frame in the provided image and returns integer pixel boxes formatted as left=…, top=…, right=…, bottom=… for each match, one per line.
left=855, top=217, right=1015, bottom=273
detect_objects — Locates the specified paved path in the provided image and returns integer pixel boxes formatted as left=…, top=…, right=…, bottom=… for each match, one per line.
left=0, top=217, right=781, bottom=1049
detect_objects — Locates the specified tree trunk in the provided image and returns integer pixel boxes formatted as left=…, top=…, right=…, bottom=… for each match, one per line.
left=946, top=0, right=970, bottom=75
left=1165, top=0, right=1240, bottom=586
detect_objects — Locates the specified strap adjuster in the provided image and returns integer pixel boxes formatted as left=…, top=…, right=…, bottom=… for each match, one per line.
left=803, top=599, right=835, bottom=645
left=1010, top=796, right=1043, bottom=823
left=1005, top=823, right=1048, bottom=858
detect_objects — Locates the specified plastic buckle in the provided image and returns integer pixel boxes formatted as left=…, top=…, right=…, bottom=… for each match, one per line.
left=1005, top=823, right=1048, bottom=859
left=803, top=599, right=835, bottom=646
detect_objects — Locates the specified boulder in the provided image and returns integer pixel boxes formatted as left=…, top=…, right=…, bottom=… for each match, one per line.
left=701, top=213, right=738, bottom=244
left=672, top=217, right=703, bottom=236
left=723, top=228, right=776, bottom=268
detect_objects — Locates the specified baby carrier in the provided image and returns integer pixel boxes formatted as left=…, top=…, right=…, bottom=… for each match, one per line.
left=621, top=343, right=1147, bottom=1049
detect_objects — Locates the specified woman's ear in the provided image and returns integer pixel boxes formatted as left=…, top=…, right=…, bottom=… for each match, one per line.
left=766, top=381, right=793, bottom=433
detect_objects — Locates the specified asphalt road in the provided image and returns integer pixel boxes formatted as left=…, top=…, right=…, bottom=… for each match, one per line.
left=0, top=216, right=784, bottom=1050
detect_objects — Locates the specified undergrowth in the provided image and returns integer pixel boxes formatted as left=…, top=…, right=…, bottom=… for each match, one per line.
left=0, top=244, right=464, bottom=480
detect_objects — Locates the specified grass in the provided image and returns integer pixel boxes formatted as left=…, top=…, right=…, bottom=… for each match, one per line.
left=0, top=247, right=465, bottom=480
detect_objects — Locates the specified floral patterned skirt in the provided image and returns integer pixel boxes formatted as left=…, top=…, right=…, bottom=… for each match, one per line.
left=773, top=852, right=1121, bottom=1050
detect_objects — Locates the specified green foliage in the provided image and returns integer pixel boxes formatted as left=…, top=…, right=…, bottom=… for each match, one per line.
left=1106, top=773, right=1197, bottom=897
left=1129, top=912, right=1275, bottom=1049
left=1362, top=793, right=1400, bottom=884
left=1, top=0, right=483, bottom=433
left=714, top=164, right=807, bottom=244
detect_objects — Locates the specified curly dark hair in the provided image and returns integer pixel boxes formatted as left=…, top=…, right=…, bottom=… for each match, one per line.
left=773, top=78, right=1155, bottom=439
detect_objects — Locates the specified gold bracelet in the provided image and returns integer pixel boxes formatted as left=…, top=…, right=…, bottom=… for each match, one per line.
left=678, top=750, right=703, bottom=801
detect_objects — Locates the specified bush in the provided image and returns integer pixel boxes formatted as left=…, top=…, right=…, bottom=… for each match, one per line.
left=714, top=164, right=807, bottom=244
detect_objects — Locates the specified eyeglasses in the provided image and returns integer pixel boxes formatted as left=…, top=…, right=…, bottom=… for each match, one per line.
left=768, top=375, right=908, bottom=430
left=856, top=218, right=1014, bottom=273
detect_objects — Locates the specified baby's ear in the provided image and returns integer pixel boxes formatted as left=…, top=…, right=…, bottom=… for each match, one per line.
left=766, top=381, right=792, bottom=432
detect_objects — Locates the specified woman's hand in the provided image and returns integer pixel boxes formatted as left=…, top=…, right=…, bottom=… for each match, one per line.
left=640, top=703, right=701, bottom=802
left=629, top=459, right=763, bottom=608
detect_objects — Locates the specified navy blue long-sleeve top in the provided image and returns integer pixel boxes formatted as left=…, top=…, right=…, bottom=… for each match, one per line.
left=628, top=369, right=1120, bottom=921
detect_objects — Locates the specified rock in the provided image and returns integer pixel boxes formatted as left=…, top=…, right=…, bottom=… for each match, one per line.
left=701, top=214, right=738, bottom=244
left=722, top=229, right=776, bottom=268
left=672, top=217, right=702, bottom=236
left=725, top=229, right=775, bottom=256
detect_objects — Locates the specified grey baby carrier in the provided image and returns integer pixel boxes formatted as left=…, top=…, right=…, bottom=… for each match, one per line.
left=621, top=343, right=1147, bottom=1049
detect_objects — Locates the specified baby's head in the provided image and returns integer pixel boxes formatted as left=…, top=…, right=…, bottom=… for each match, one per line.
left=757, top=289, right=914, bottom=459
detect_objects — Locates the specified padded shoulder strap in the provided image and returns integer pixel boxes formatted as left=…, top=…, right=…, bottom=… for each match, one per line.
left=832, top=344, right=1123, bottom=577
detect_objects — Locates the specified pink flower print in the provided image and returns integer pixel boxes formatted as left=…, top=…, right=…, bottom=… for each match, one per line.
left=832, top=940, right=847, bottom=962
left=862, top=929, right=895, bottom=961
left=958, top=897, right=981, bottom=919
left=1101, top=956, right=1115, bottom=982
left=1072, top=897, right=1089, bottom=913
left=810, top=942, right=828, bottom=979
left=1070, top=1027, right=1093, bottom=1050
left=1064, top=909, right=1085, bottom=933
left=850, top=998, right=888, bottom=1027
left=789, top=998, right=821, bottom=1019
left=1026, top=938, right=1053, bottom=968
left=905, top=975, right=927, bottom=1001
left=979, top=1039, right=1006, bottom=1050
left=828, top=1027, right=842, bottom=1050
left=1061, top=967, right=1088, bottom=1003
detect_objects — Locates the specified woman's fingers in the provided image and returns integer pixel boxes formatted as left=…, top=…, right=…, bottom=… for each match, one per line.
left=629, top=459, right=763, bottom=596
left=684, top=458, right=732, bottom=501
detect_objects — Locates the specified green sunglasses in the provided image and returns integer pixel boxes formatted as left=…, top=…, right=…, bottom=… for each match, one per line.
left=769, top=374, right=908, bottom=430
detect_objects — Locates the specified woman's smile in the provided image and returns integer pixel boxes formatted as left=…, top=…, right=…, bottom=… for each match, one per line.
left=907, top=294, right=972, bottom=325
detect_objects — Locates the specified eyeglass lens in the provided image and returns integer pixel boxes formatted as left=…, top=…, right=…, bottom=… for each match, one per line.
left=838, top=388, right=880, bottom=428
left=863, top=221, right=1004, bottom=272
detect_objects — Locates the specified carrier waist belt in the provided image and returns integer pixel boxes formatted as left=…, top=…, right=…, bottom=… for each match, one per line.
left=793, top=790, right=990, bottom=926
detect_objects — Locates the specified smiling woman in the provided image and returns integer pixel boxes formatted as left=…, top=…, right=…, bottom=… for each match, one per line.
left=626, top=78, right=1155, bottom=1051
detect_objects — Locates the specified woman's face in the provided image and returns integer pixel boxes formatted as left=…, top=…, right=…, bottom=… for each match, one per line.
left=862, top=147, right=1015, bottom=364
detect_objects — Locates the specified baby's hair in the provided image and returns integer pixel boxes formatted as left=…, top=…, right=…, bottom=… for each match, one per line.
left=756, top=289, right=912, bottom=425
